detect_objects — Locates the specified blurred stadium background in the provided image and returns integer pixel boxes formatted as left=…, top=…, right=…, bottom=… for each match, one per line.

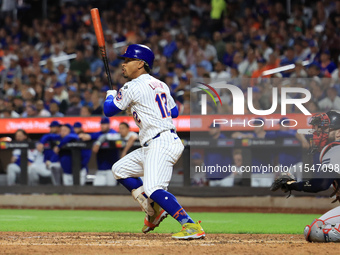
left=0, top=0, right=338, bottom=211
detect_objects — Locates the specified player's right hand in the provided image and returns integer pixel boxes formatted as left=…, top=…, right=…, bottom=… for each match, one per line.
left=78, top=133, right=91, bottom=141
left=92, top=144, right=100, bottom=154
left=106, top=90, right=117, bottom=99
left=53, top=146, right=60, bottom=154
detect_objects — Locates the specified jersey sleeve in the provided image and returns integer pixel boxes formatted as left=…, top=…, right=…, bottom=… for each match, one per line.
left=12, top=149, right=21, bottom=157
left=28, top=149, right=38, bottom=163
left=264, top=131, right=277, bottom=139
left=322, top=155, right=337, bottom=171
left=90, top=132, right=102, bottom=140
left=129, top=131, right=138, bottom=139
left=58, top=134, right=79, bottom=148
left=94, top=133, right=108, bottom=145
left=114, top=85, right=134, bottom=110
left=40, top=134, right=60, bottom=143
left=168, top=93, right=176, bottom=110
left=125, top=131, right=138, bottom=140
left=320, top=145, right=340, bottom=175
left=276, top=130, right=297, bottom=138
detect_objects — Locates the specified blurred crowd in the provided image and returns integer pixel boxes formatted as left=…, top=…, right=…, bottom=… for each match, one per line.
left=0, top=0, right=340, bottom=118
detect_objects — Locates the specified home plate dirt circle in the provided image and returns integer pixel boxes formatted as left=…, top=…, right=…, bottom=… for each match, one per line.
left=1, top=232, right=339, bottom=255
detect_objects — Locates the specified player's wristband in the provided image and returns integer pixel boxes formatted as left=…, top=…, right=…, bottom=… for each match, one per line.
left=290, top=179, right=334, bottom=193
left=106, top=90, right=117, bottom=99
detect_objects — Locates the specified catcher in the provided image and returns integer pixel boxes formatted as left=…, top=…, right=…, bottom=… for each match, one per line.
left=271, top=110, right=340, bottom=242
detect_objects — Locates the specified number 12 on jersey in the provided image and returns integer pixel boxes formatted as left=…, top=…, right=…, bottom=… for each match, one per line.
left=155, top=93, right=171, bottom=118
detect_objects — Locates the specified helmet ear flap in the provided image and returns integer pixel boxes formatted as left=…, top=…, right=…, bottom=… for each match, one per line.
left=326, top=110, right=340, bottom=130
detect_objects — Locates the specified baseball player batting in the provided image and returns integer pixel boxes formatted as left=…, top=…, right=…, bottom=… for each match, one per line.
left=103, top=44, right=205, bottom=239
left=271, top=110, right=340, bottom=242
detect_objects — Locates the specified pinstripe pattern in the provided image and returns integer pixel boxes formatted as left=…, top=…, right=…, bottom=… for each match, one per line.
left=114, top=74, right=176, bottom=145
left=112, top=148, right=144, bottom=179
left=143, top=131, right=184, bottom=196
left=111, top=73, right=183, bottom=197
left=112, top=130, right=184, bottom=197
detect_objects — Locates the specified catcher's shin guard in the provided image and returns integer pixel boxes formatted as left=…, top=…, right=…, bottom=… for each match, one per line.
left=132, top=186, right=155, bottom=216
left=304, top=219, right=340, bottom=242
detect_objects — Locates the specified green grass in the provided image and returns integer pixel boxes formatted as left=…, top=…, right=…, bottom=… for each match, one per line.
left=0, top=209, right=320, bottom=234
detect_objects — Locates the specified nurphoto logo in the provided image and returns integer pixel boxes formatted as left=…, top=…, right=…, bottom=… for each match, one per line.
left=200, top=82, right=311, bottom=116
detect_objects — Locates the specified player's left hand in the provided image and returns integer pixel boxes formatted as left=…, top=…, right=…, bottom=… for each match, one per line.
left=92, top=144, right=100, bottom=154
left=270, top=172, right=296, bottom=193
left=53, top=146, right=60, bottom=154
left=106, top=90, right=117, bottom=99
left=78, top=133, right=91, bottom=141
left=126, top=105, right=133, bottom=116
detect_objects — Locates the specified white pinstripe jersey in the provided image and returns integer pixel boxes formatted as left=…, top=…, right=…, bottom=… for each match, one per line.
left=114, top=74, right=176, bottom=145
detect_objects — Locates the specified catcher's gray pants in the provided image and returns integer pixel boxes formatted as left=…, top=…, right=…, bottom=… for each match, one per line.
left=304, top=206, right=340, bottom=242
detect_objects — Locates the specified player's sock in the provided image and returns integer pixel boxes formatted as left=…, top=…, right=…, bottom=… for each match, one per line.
left=150, top=189, right=194, bottom=225
left=118, top=177, right=143, bottom=192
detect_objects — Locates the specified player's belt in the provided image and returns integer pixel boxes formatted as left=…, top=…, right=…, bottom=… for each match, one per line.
left=143, top=129, right=175, bottom=147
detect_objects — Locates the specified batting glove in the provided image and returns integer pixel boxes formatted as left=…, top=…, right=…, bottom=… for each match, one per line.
left=106, top=90, right=117, bottom=99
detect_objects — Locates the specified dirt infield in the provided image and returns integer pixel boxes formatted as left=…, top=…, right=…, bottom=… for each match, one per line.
left=0, top=232, right=339, bottom=255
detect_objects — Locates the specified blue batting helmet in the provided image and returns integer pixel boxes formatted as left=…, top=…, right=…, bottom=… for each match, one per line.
left=119, top=44, right=155, bottom=69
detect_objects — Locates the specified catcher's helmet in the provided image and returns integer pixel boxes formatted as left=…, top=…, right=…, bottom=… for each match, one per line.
left=326, top=110, right=340, bottom=130
left=309, top=110, right=340, bottom=153
left=119, top=44, right=155, bottom=69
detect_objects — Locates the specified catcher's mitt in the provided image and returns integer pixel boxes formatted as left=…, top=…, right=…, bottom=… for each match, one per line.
left=270, top=172, right=297, bottom=196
